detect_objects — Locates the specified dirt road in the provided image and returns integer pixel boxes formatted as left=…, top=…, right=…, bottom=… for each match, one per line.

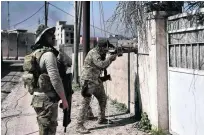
left=1, top=79, right=147, bottom=135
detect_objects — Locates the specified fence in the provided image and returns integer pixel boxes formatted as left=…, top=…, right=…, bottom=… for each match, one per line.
left=167, top=12, right=204, bottom=135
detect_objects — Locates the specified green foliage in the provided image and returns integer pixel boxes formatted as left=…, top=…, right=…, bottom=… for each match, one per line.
left=150, top=128, right=167, bottom=135
left=134, top=112, right=152, bottom=133
left=110, top=99, right=127, bottom=112
left=72, top=83, right=80, bottom=91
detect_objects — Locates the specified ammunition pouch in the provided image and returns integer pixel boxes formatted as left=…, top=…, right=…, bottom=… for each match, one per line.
left=81, top=80, right=92, bottom=98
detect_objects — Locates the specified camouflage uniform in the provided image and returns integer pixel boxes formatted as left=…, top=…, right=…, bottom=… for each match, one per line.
left=31, top=94, right=58, bottom=135
left=77, top=47, right=115, bottom=132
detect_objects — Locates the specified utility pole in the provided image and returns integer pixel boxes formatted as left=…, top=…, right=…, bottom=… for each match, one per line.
left=82, top=1, right=90, bottom=61
left=7, top=1, right=10, bottom=59
left=77, top=2, right=82, bottom=44
left=73, top=1, right=79, bottom=84
left=7, top=1, right=10, bottom=30
left=45, top=1, right=48, bottom=26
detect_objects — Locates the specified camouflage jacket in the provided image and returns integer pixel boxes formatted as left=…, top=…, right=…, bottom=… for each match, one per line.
left=81, top=47, right=113, bottom=84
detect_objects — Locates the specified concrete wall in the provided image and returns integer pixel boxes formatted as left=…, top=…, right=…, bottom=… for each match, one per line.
left=18, top=33, right=35, bottom=57
left=1, top=32, right=9, bottom=58
left=8, top=33, right=18, bottom=59
left=106, top=53, right=137, bottom=114
left=168, top=68, right=204, bottom=135
left=1, top=32, right=35, bottom=59
left=1, top=32, right=18, bottom=59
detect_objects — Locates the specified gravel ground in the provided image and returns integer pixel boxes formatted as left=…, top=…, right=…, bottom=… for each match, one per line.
left=1, top=79, right=147, bottom=135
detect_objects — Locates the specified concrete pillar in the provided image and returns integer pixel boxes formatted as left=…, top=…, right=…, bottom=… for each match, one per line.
left=147, top=11, right=169, bottom=130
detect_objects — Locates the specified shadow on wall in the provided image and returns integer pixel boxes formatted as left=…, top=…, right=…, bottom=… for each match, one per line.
left=134, top=54, right=142, bottom=121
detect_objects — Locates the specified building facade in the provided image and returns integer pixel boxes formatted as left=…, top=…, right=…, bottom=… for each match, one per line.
left=55, top=21, right=74, bottom=46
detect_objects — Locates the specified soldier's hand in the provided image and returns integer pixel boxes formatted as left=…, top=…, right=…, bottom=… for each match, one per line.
left=109, top=54, right=117, bottom=61
left=62, top=100, right=69, bottom=110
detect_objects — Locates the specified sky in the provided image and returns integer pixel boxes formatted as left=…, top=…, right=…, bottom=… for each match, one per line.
left=1, top=1, right=121, bottom=37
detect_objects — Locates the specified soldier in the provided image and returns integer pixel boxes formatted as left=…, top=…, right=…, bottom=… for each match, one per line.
left=76, top=39, right=117, bottom=133
left=30, top=24, right=68, bottom=135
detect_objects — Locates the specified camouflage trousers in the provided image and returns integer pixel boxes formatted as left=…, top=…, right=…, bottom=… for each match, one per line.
left=31, top=95, right=58, bottom=135
left=77, top=80, right=107, bottom=125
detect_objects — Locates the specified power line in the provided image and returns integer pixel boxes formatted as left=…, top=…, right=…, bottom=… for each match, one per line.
left=11, top=5, right=44, bottom=28
left=99, top=2, right=104, bottom=36
left=26, top=17, right=45, bottom=28
left=91, top=1, right=96, bottom=37
left=48, top=2, right=74, bottom=17
left=48, top=2, right=117, bottom=35
left=100, top=1, right=107, bottom=37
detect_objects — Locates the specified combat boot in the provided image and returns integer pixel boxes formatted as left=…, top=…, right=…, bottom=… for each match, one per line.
left=98, top=118, right=114, bottom=124
left=76, top=124, right=90, bottom=134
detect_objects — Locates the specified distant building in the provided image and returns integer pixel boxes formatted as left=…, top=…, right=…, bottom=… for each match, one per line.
left=55, top=21, right=74, bottom=46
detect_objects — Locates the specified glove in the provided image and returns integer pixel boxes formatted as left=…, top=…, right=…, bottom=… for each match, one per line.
left=109, top=54, right=117, bottom=61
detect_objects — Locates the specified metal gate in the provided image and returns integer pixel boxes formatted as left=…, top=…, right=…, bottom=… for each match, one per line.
left=167, top=13, right=204, bottom=135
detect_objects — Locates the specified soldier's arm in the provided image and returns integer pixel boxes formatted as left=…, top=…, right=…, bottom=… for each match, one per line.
left=41, top=52, right=67, bottom=103
left=92, top=52, right=115, bottom=69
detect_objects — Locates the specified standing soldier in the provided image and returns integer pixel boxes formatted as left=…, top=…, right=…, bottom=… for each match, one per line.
left=27, top=24, right=68, bottom=135
left=76, top=39, right=117, bottom=133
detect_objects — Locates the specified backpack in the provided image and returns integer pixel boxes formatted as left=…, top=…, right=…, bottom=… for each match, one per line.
left=22, top=47, right=52, bottom=95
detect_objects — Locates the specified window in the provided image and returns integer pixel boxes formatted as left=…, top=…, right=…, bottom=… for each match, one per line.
left=66, top=33, right=69, bottom=37
left=66, top=40, right=69, bottom=43
left=70, top=33, right=74, bottom=38
left=71, top=39, right=74, bottom=44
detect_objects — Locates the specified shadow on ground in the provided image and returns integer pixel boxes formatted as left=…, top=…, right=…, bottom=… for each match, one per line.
left=89, top=115, right=136, bottom=131
left=1, top=62, right=23, bottom=78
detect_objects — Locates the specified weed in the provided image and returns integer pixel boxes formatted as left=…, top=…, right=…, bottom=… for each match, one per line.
left=110, top=99, right=127, bottom=112
left=150, top=128, right=167, bottom=135
left=72, top=83, right=80, bottom=91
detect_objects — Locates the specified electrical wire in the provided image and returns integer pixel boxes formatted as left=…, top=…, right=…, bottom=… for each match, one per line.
left=48, top=2, right=74, bottom=17
left=100, top=1, right=107, bottom=37
left=26, top=17, right=45, bottom=28
left=11, top=4, right=44, bottom=28
left=91, top=1, right=96, bottom=37
left=99, top=2, right=104, bottom=36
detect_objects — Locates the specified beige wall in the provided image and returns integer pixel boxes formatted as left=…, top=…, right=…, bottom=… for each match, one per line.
left=105, top=53, right=137, bottom=114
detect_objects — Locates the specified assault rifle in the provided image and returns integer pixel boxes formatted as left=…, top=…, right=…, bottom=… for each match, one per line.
left=107, top=40, right=138, bottom=57
left=58, top=61, right=73, bottom=133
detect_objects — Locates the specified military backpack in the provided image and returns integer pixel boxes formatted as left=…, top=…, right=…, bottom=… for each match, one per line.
left=22, top=47, right=52, bottom=95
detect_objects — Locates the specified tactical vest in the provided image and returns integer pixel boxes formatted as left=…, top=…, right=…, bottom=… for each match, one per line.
left=22, top=47, right=56, bottom=95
